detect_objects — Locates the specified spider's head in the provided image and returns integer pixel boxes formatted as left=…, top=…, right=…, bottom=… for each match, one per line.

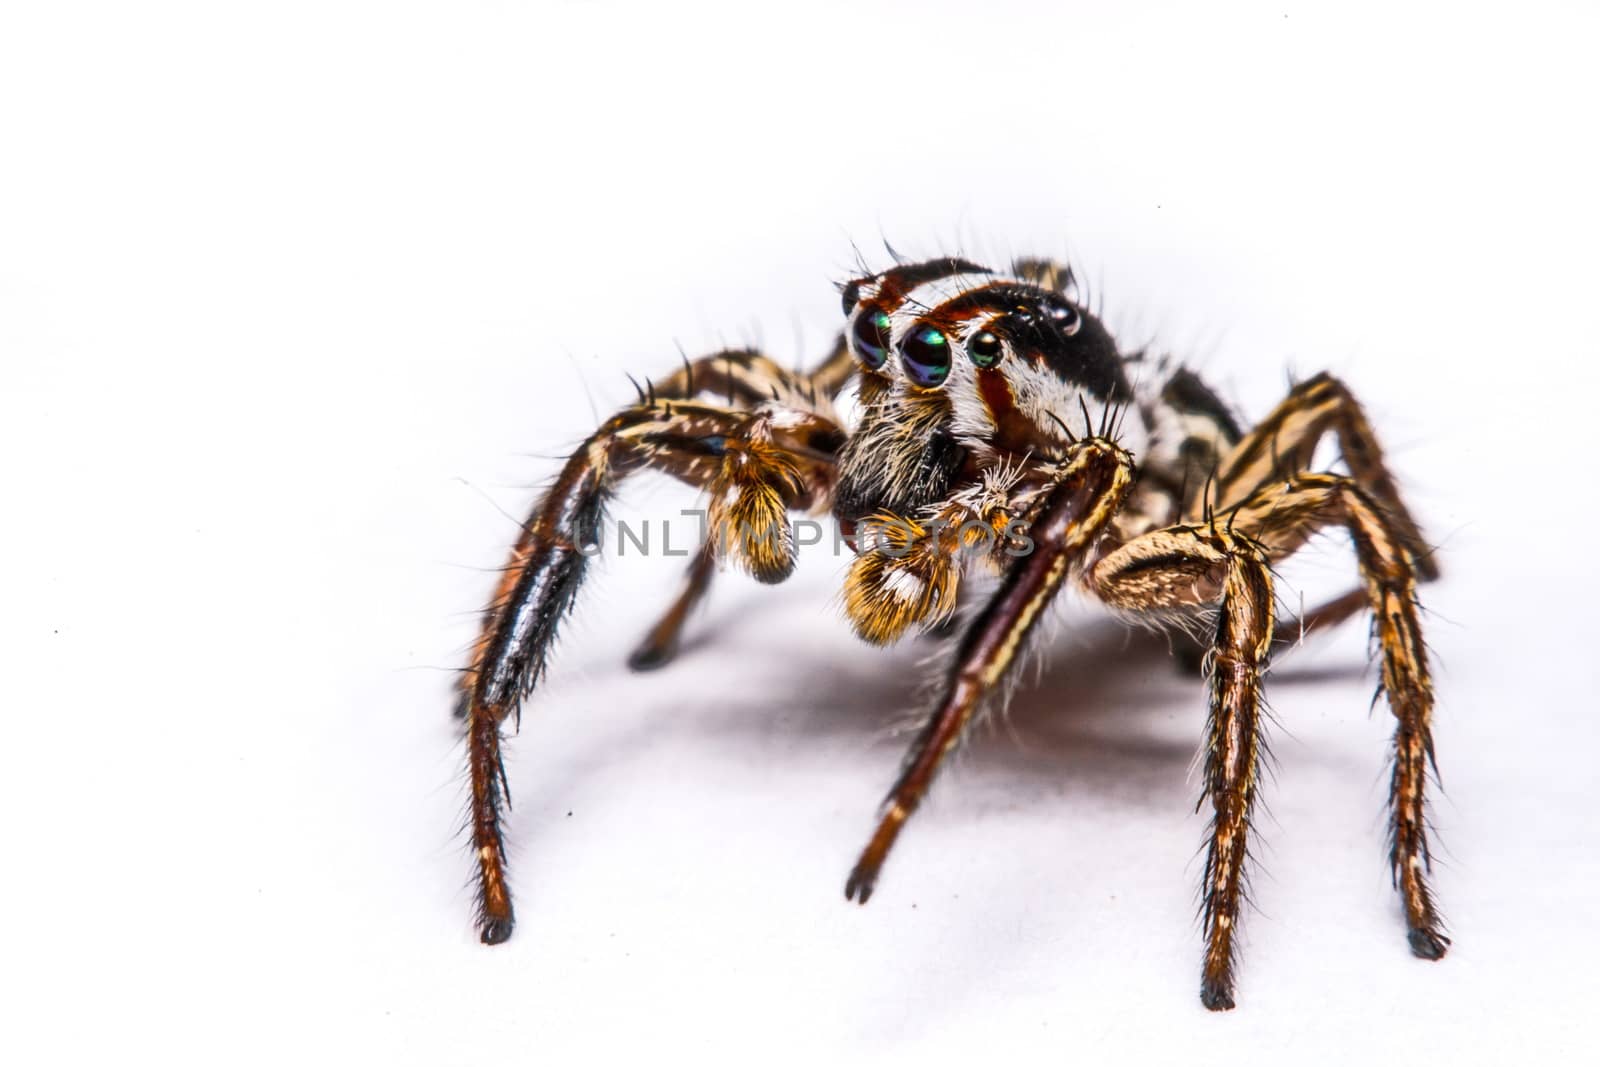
left=832, top=257, right=1135, bottom=523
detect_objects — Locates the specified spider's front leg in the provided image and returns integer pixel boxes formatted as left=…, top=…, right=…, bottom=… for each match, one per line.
left=843, top=437, right=1136, bottom=902
left=460, top=394, right=840, bottom=944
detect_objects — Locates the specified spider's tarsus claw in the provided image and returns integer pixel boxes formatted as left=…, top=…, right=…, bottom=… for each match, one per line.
left=1408, top=926, right=1451, bottom=961
left=1199, top=978, right=1236, bottom=1012
left=843, top=867, right=876, bottom=905
left=845, top=809, right=905, bottom=905
left=626, top=638, right=678, bottom=672
left=479, top=914, right=515, bottom=946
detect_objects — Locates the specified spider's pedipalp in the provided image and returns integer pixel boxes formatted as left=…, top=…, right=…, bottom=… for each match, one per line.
left=845, top=437, right=1135, bottom=904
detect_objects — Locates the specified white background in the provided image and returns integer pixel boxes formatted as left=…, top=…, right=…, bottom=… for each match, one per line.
left=3, top=2, right=1598, bottom=1063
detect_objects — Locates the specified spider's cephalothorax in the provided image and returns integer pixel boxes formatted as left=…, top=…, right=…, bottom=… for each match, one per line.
left=453, top=254, right=1447, bottom=1012
left=835, top=256, right=1136, bottom=527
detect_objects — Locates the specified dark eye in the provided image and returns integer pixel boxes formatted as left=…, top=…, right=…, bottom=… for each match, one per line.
left=901, top=325, right=951, bottom=387
left=852, top=309, right=892, bottom=369
left=1047, top=300, right=1081, bottom=334
left=840, top=281, right=862, bottom=317
left=968, top=330, right=1003, bottom=368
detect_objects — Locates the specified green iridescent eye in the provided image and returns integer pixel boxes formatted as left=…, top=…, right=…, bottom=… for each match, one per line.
left=901, top=325, right=950, bottom=386
left=968, top=330, right=1003, bottom=367
left=852, top=309, right=892, bottom=369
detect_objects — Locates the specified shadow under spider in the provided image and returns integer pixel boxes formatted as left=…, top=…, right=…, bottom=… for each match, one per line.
left=642, top=586, right=1364, bottom=816
left=506, top=587, right=1373, bottom=858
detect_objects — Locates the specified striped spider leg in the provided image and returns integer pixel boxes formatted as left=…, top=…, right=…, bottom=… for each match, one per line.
left=457, top=348, right=846, bottom=944
left=1087, top=411, right=1444, bottom=1010
left=1204, top=372, right=1447, bottom=967
left=1231, top=473, right=1446, bottom=963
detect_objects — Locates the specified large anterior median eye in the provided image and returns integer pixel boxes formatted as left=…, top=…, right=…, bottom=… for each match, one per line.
left=851, top=309, right=892, bottom=369
left=901, top=325, right=950, bottom=386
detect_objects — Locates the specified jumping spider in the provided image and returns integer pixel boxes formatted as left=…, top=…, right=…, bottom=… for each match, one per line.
left=454, top=255, right=1447, bottom=1011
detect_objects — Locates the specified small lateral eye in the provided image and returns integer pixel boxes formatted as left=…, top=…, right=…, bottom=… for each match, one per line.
left=840, top=281, right=862, bottom=317
left=901, top=325, right=951, bottom=387
left=852, top=309, right=892, bottom=369
left=968, top=330, right=1003, bottom=368
left=1048, top=300, right=1081, bottom=334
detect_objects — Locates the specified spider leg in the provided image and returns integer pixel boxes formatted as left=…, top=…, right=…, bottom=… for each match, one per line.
left=1091, top=467, right=1447, bottom=1010
left=461, top=397, right=840, bottom=944
left=625, top=340, right=854, bottom=670
left=843, top=438, right=1135, bottom=903
left=799, top=333, right=857, bottom=401
left=1204, top=372, right=1439, bottom=581
left=1091, top=527, right=1276, bottom=1011
left=1271, top=585, right=1369, bottom=648
left=1173, top=583, right=1361, bottom=673
left=1223, top=473, right=1449, bottom=961
left=1010, top=256, right=1076, bottom=294
left=626, top=538, right=717, bottom=671
left=649, top=344, right=847, bottom=408
left=1228, top=372, right=1431, bottom=651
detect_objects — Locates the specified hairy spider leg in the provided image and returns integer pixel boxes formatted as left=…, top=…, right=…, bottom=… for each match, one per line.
left=460, top=397, right=841, bottom=944
left=1091, top=525, right=1276, bottom=1011
left=1204, top=372, right=1443, bottom=656
left=1090, top=465, right=1445, bottom=1009
left=626, top=538, right=718, bottom=671
left=1206, top=372, right=1440, bottom=580
left=1222, top=473, right=1449, bottom=962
